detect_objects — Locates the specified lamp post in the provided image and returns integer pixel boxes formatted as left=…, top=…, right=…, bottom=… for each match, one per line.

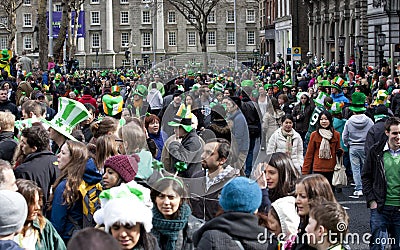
left=265, top=52, right=269, bottom=66
left=377, top=33, right=386, bottom=72
left=356, top=35, right=364, bottom=76
left=253, top=48, right=259, bottom=67
left=338, top=36, right=346, bottom=74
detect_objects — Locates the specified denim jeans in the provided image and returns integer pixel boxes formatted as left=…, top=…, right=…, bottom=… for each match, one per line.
left=370, top=206, right=400, bottom=250
left=245, top=137, right=258, bottom=177
left=349, top=148, right=366, bottom=191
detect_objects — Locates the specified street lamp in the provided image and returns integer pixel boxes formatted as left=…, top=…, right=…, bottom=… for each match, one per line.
left=265, top=52, right=269, bottom=66
left=356, top=34, right=364, bottom=75
left=338, top=36, right=346, bottom=73
left=377, top=33, right=386, bottom=71
left=253, top=48, right=259, bottom=67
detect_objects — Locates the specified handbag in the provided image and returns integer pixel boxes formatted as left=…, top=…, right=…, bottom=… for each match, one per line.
left=332, top=156, right=347, bottom=187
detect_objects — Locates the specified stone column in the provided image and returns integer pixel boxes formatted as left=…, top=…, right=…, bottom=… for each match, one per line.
left=105, top=0, right=114, bottom=53
left=334, top=12, right=340, bottom=65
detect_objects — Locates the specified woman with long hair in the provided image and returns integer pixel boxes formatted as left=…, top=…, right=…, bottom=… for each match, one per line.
left=292, top=174, right=337, bottom=250
left=150, top=177, right=203, bottom=250
left=49, top=141, right=89, bottom=244
left=266, top=115, right=304, bottom=173
left=262, top=97, right=285, bottom=149
left=14, top=179, right=66, bottom=249
left=95, top=134, right=121, bottom=173
left=302, top=110, right=342, bottom=186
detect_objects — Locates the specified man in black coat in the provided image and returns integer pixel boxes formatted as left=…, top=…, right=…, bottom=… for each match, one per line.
left=0, top=111, right=17, bottom=163
left=0, top=88, right=18, bottom=119
left=14, top=125, right=59, bottom=211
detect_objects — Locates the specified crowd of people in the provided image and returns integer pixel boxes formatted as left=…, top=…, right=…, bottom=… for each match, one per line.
left=0, top=52, right=399, bottom=249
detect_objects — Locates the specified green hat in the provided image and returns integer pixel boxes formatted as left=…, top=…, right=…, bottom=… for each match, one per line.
left=349, top=92, right=366, bottom=113
left=168, top=104, right=193, bottom=132
left=319, top=80, right=331, bottom=87
left=134, top=85, right=148, bottom=97
left=331, top=102, right=343, bottom=114
left=213, top=82, right=224, bottom=93
left=111, top=85, right=121, bottom=94
left=43, top=97, right=90, bottom=141
left=264, top=83, right=273, bottom=90
left=187, top=70, right=194, bottom=77
left=283, top=79, right=293, bottom=88
left=55, top=73, right=62, bottom=81
left=102, top=94, right=123, bottom=116
left=25, top=72, right=33, bottom=80
left=314, top=92, right=329, bottom=107
left=0, top=49, right=9, bottom=61
left=191, top=83, right=201, bottom=91
left=241, top=80, right=254, bottom=87
left=147, top=82, right=165, bottom=96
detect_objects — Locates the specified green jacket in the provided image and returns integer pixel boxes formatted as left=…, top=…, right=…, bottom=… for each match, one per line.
left=33, top=218, right=66, bottom=250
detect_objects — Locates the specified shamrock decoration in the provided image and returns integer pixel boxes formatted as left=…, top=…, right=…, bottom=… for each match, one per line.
left=174, top=162, right=188, bottom=173
left=152, top=160, right=164, bottom=171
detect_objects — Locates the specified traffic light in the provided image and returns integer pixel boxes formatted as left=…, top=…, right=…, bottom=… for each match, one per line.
left=124, top=50, right=130, bottom=60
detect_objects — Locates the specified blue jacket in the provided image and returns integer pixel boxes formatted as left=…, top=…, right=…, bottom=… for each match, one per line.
left=149, top=130, right=167, bottom=161
left=50, top=158, right=102, bottom=242
left=333, top=118, right=348, bottom=152
left=0, top=240, right=24, bottom=250
left=331, top=92, right=349, bottom=104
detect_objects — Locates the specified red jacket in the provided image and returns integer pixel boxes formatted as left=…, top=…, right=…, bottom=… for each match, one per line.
left=78, top=95, right=97, bottom=109
left=302, top=130, right=341, bottom=174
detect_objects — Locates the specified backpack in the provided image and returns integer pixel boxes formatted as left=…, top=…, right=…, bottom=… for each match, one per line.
left=79, top=180, right=103, bottom=228
left=68, top=180, right=102, bottom=232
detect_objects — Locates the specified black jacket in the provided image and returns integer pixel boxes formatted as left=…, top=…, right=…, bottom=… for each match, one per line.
left=14, top=150, right=60, bottom=211
left=0, top=131, right=17, bottom=162
left=361, top=139, right=387, bottom=211
left=292, top=103, right=314, bottom=133
left=240, top=97, right=262, bottom=138
left=193, top=212, right=267, bottom=249
left=364, top=117, right=388, bottom=154
left=168, top=130, right=203, bottom=178
left=0, top=100, right=19, bottom=119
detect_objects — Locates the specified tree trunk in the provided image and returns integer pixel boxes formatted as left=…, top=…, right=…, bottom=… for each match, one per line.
left=69, top=9, right=80, bottom=57
left=8, top=11, right=16, bottom=50
left=53, top=0, right=70, bottom=60
left=38, top=0, right=48, bottom=70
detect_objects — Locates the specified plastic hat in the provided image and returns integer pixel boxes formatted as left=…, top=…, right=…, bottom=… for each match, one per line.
left=168, top=104, right=193, bottom=132
left=349, top=92, right=367, bottom=113
left=283, top=78, right=293, bottom=88
left=331, top=102, right=343, bottom=114
left=111, top=85, right=121, bottom=94
left=187, top=70, right=194, bottom=77
left=372, top=90, right=390, bottom=106
left=319, top=80, right=331, bottom=87
left=331, top=76, right=345, bottom=90
left=264, top=83, right=273, bottom=90
left=133, top=84, right=148, bottom=97
left=0, top=49, right=9, bottom=61
left=191, top=83, right=201, bottom=91
left=102, top=94, right=123, bottom=117
left=213, top=82, right=224, bottom=93
left=42, top=97, right=90, bottom=141
left=241, top=80, right=254, bottom=87
left=314, top=92, right=329, bottom=107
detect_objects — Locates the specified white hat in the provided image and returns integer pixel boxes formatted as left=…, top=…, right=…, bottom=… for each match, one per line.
left=271, top=196, right=300, bottom=239
left=93, top=181, right=153, bottom=233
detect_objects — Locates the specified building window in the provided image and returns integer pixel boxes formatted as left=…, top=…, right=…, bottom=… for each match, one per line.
left=188, top=31, right=196, bottom=46
left=142, top=0, right=151, bottom=3
left=0, top=36, right=7, bottom=50
left=247, top=31, right=255, bottom=45
left=227, top=31, right=235, bottom=45
left=142, top=32, right=151, bottom=47
left=122, top=59, right=130, bottom=66
left=91, top=12, right=100, bottom=25
left=142, top=11, right=151, bottom=24
left=246, top=9, right=255, bottom=23
left=91, top=0, right=99, bottom=3
left=120, top=11, right=129, bottom=25
left=121, top=32, right=129, bottom=47
left=226, top=10, right=234, bottom=23
left=0, top=17, right=8, bottom=27
left=23, top=36, right=32, bottom=50
left=207, top=11, right=215, bottom=23
left=55, top=4, right=62, bottom=11
left=168, top=32, right=176, bottom=46
left=120, top=0, right=129, bottom=4
left=167, top=11, right=176, bottom=24
left=208, top=31, right=216, bottom=46
left=23, top=0, right=31, bottom=5
left=92, top=33, right=100, bottom=48
left=23, top=13, right=32, bottom=27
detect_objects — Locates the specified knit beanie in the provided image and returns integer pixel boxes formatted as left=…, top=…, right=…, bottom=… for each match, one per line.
left=219, top=177, right=262, bottom=213
left=271, top=196, right=300, bottom=239
left=0, top=190, right=28, bottom=236
left=104, top=154, right=140, bottom=183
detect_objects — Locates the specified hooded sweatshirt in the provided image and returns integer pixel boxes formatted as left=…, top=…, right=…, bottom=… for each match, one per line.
left=343, top=114, right=374, bottom=150
left=147, top=88, right=163, bottom=109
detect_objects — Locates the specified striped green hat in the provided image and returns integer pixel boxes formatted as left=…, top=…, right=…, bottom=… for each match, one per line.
left=44, top=97, right=90, bottom=141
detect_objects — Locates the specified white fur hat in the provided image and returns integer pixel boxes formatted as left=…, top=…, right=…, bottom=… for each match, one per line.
left=271, top=196, right=300, bottom=239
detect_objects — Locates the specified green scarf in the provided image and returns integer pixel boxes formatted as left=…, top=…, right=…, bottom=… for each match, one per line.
left=152, top=203, right=191, bottom=250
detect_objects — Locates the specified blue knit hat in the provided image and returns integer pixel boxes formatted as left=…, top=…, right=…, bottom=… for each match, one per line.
left=219, top=177, right=262, bottom=213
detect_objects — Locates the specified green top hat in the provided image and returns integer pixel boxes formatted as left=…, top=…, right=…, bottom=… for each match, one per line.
left=283, top=79, right=293, bottom=88
left=43, top=97, right=90, bottom=141
left=319, top=80, right=331, bottom=87
left=187, top=70, right=194, bottom=77
left=111, top=85, right=121, bottom=94
left=133, top=84, right=148, bottom=97
left=168, top=104, right=193, bottom=132
left=102, top=94, right=123, bottom=116
left=330, top=102, right=343, bottom=114
left=314, top=92, right=329, bottom=107
left=213, top=82, right=224, bottom=93
left=349, top=92, right=366, bottom=113
left=264, top=83, right=273, bottom=90
left=0, top=49, right=10, bottom=61
left=241, top=80, right=254, bottom=87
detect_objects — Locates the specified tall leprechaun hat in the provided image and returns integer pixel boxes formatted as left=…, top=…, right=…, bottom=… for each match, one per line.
left=349, top=92, right=366, bottom=113
left=44, top=97, right=90, bottom=141
left=168, top=104, right=193, bottom=132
